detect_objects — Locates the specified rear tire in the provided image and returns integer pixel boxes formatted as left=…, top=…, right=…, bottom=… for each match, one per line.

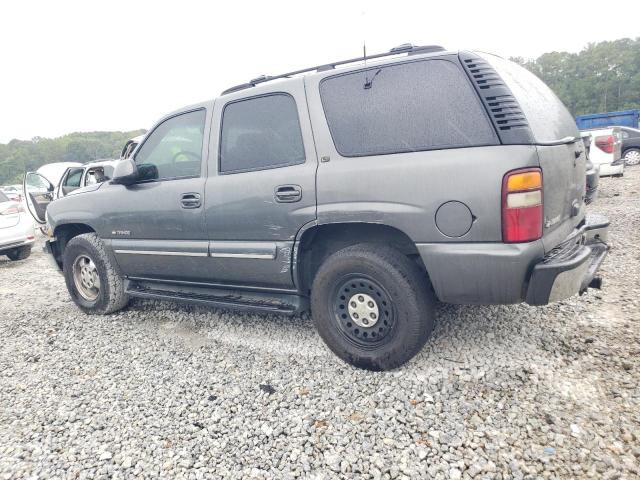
left=7, top=246, right=31, bottom=261
left=310, top=243, right=435, bottom=371
left=623, top=148, right=640, bottom=166
left=63, top=233, right=129, bottom=315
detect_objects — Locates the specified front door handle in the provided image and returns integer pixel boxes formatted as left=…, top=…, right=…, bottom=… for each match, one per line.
left=181, top=192, right=201, bottom=209
left=275, top=185, right=302, bottom=203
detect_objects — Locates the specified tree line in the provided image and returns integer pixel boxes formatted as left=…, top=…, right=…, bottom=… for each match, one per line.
left=513, top=37, right=640, bottom=116
left=1, top=37, right=639, bottom=186
left=0, top=130, right=145, bottom=185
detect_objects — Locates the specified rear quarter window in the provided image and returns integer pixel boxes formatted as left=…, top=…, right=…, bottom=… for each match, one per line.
left=479, top=53, right=579, bottom=143
left=319, top=59, right=498, bottom=157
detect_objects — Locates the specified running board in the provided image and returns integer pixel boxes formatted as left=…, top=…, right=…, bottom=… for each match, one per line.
left=125, top=279, right=307, bottom=315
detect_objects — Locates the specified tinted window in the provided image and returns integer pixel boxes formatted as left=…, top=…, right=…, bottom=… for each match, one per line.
left=64, top=168, right=84, bottom=187
left=0, top=191, right=8, bottom=202
left=220, top=94, right=305, bottom=173
left=319, top=59, right=497, bottom=157
left=135, top=110, right=206, bottom=181
left=481, top=53, right=579, bottom=143
left=623, top=128, right=640, bottom=139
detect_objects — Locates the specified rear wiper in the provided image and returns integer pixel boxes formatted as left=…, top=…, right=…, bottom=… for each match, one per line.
left=364, top=68, right=382, bottom=90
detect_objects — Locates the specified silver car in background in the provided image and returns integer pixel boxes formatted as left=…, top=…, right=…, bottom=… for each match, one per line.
left=0, top=190, right=35, bottom=261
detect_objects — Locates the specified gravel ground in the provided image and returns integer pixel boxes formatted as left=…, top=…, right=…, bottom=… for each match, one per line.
left=1, top=170, right=639, bottom=480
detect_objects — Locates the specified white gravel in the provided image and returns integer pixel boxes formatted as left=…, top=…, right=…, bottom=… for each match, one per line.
left=1, top=170, right=639, bottom=479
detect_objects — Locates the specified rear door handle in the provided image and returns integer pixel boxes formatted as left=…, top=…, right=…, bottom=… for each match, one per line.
left=275, top=185, right=302, bottom=203
left=180, top=192, right=201, bottom=209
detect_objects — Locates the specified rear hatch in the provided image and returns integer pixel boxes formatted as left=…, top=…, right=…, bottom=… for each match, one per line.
left=479, top=53, right=585, bottom=250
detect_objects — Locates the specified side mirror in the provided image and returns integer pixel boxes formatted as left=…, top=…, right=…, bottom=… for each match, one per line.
left=137, top=163, right=159, bottom=182
left=111, top=159, right=139, bottom=185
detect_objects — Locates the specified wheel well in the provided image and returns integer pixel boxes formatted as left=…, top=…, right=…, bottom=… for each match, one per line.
left=51, top=223, right=95, bottom=268
left=296, top=223, right=427, bottom=294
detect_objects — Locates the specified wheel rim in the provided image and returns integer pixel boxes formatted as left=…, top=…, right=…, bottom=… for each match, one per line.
left=624, top=150, right=640, bottom=166
left=331, top=275, right=395, bottom=348
left=72, top=254, right=100, bottom=301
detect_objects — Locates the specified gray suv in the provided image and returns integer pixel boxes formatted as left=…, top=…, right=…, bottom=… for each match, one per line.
left=31, top=45, right=610, bottom=370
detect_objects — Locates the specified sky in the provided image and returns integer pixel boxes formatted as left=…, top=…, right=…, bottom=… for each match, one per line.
left=1, top=0, right=639, bottom=143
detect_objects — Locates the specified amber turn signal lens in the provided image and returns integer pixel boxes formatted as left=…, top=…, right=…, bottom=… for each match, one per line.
left=506, top=171, right=542, bottom=192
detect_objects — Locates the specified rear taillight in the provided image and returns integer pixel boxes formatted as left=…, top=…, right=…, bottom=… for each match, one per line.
left=1, top=205, right=24, bottom=215
left=502, top=168, right=543, bottom=243
left=595, top=135, right=614, bottom=154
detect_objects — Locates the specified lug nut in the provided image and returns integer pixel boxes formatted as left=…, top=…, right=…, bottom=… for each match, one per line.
left=358, top=296, right=364, bottom=302
left=350, top=301, right=357, bottom=308
left=371, top=313, right=377, bottom=319
left=368, top=301, right=374, bottom=308
left=353, top=313, right=359, bottom=319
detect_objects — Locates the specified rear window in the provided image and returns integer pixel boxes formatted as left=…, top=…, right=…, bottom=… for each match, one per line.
left=319, top=59, right=498, bottom=157
left=480, top=53, right=579, bottom=143
left=0, top=191, right=8, bottom=202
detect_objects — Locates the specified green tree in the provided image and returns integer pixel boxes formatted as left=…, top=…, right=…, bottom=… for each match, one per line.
left=0, top=130, right=145, bottom=185
left=514, top=37, right=640, bottom=116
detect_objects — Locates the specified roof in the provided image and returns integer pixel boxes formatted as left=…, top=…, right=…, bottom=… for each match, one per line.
left=220, top=44, right=449, bottom=96
left=82, top=158, right=121, bottom=167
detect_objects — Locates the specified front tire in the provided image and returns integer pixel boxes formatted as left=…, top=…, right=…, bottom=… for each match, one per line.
left=7, top=246, right=31, bottom=261
left=311, top=244, right=435, bottom=371
left=63, top=233, right=129, bottom=314
left=623, top=148, right=640, bottom=166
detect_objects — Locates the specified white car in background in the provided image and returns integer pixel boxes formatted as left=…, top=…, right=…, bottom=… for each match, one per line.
left=0, top=190, right=35, bottom=261
left=120, top=134, right=144, bottom=160
left=23, top=134, right=142, bottom=226
left=580, top=127, right=624, bottom=177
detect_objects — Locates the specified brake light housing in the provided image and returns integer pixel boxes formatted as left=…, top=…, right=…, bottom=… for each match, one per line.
left=1, top=204, right=24, bottom=215
left=502, top=168, right=543, bottom=243
left=594, top=135, right=614, bottom=154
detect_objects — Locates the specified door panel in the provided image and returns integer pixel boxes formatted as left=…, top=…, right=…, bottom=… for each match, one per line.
left=204, top=80, right=317, bottom=289
left=103, top=179, right=213, bottom=281
left=102, top=107, right=214, bottom=282
left=23, top=172, right=55, bottom=224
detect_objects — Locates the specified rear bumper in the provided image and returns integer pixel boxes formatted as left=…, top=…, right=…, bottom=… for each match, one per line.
left=0, top=216, right=36, bottom=254
left=0, top=237, right=35, bottom=254
left=525, top=214, right=609, bottom=305
left=598, top=162, right=624, bottom=176
left=416, top=214, right=609, bottom=305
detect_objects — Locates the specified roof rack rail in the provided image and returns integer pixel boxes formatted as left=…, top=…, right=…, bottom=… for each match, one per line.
left=221, top=44, right=446, bottom=95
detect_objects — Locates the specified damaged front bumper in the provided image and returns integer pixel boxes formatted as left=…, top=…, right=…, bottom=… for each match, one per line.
left=526, top=214, right=609, bottom=306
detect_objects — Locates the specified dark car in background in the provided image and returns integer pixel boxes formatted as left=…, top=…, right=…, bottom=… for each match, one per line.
left=620, top=126, right=640, bottom=166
